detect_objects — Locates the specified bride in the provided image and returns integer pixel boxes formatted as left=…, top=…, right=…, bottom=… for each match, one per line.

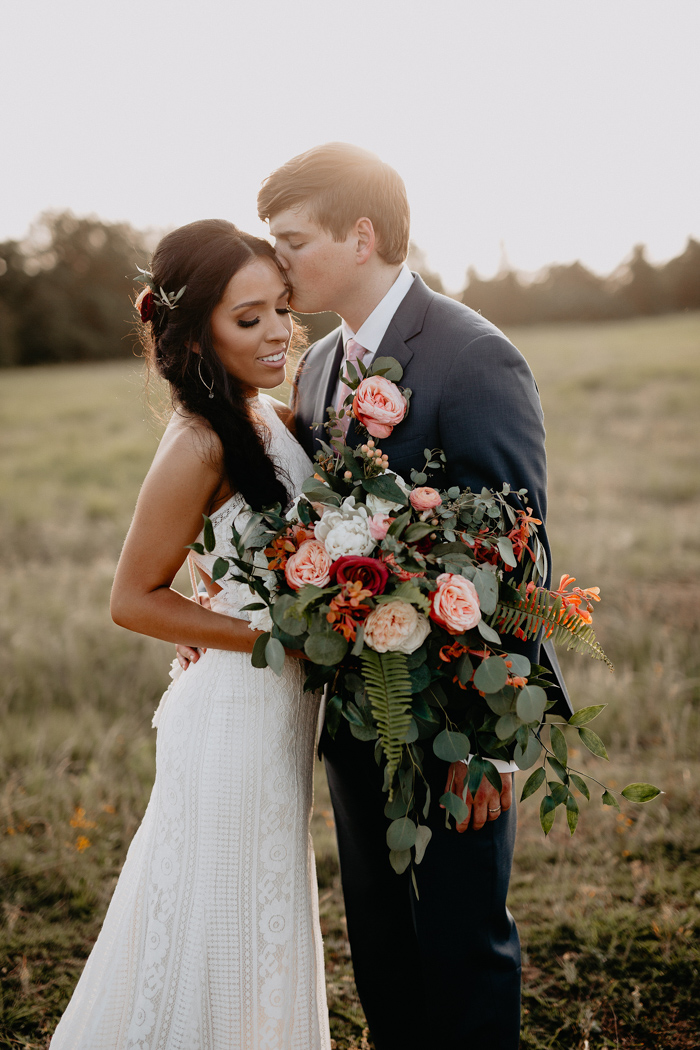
left=50, top=220, right=331, bottom=1050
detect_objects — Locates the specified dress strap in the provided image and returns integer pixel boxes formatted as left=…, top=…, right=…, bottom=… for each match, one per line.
left=187, top=552, right=201, bottom=605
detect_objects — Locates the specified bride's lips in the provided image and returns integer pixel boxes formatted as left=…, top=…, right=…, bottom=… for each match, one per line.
left=257, top=349, right=287, bottom=369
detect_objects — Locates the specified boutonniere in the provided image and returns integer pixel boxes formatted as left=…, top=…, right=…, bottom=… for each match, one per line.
left=338, top=356, right=412, bottom=439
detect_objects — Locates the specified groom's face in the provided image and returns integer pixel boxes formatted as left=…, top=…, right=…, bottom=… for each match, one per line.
left=269, top=206, right=357, bottom=315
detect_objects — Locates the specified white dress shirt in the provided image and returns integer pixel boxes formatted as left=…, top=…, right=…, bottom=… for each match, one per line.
left=333, top=264, right=415, bottom=407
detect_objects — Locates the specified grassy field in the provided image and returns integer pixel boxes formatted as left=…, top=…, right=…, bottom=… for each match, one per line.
left=1, top=312, right=699, bottom=1049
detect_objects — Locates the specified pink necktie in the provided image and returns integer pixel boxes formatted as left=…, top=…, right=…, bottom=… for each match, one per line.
left=337, top=338, right=368, bottom=435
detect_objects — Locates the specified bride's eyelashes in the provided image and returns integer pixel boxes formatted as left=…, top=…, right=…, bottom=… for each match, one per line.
left=237, top=307, right=291, bottom=329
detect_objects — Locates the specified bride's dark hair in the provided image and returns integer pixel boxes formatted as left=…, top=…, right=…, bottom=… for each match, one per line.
left=140, top=219, right=293, bottom=510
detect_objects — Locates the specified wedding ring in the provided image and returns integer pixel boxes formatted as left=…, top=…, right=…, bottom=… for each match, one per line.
left=488, top=806, right=501, bottom=813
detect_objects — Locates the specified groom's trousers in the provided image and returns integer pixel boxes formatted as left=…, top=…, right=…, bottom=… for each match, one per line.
left=322, top=722, right=521, bottom=1050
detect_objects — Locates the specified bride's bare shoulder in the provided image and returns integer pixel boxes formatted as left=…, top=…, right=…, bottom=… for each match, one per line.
left=154, top=408, right=223, bottom=472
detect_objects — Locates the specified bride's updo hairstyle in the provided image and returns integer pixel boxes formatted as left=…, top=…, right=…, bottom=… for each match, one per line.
left=140, top=219, right=291, bottom=510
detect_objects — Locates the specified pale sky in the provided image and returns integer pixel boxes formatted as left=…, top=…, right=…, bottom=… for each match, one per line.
left=2, top=0, right=698, bottom=292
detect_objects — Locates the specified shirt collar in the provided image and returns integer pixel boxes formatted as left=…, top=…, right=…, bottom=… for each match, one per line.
left=341, top=264, right=415, bottom=354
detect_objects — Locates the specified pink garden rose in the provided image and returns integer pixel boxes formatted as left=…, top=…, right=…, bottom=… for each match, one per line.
left=429, top=573, right=481, bottom=634
left=363, top=600, right=431, bottom=654
left=368, top=513, right=393, bottom=541
left=284, top=539, right=332, bottom=590
left=409, top=486, right=442, bottom=513
left=353, top=376, right=408, bottom=439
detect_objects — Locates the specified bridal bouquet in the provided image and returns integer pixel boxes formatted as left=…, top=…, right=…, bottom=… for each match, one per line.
left=191, top=357, right=659, bottom=874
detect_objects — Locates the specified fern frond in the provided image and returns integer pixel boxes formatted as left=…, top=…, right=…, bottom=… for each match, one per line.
left=491, top=584, right=613, bottom=670
left=359, top=650, right=413, bottom=796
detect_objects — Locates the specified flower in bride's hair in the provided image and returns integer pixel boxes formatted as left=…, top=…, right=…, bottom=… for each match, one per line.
left=314, top=497, right=374, bottom=559
left=430, top=573, right=481, bottom=634
left=353, top=375, right=408, bottom=439
left=363, top=600, right=431, bottom=654
left=284, top=540, right=332, bottom=590
left=135, top=287, right=156, bottom=323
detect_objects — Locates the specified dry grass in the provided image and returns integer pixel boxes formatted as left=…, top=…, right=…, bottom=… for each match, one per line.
left=1, top=313, right=699, bottom=1048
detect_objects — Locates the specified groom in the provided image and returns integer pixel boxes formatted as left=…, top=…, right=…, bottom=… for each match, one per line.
left=256, top=143, right=571, bottom=1049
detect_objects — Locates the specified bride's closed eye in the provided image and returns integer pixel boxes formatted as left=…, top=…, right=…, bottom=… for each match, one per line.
left=238, top=307, right=291, bottom=329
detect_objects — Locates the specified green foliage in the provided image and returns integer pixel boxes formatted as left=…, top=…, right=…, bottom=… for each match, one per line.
left=359, top=650, right=413, bottom=792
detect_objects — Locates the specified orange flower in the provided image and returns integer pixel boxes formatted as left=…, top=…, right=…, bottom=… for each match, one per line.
left=326, top=580, right=373, bottom=641
left=264, top=525, right=314, bottom=571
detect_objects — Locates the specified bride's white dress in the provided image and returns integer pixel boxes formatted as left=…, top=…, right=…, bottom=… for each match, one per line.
left=50, top=395, right=331, bottom=1050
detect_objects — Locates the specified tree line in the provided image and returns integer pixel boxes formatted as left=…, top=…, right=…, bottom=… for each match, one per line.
left=0, top=211, right=698, bottom=368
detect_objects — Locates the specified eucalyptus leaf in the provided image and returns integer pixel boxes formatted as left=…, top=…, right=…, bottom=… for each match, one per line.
left=514, top=729, right=542, bottom=770
left=350, top=723, right=379, bottom=741
left=371, top=356, right=403, bottom=382
left=389, top=848, right=411, bottom=874
left=495, top=712, right=520, bottom=741
left=472, top=568, right=499, bottom=615
left=325, top=694, right=342, bottom=739
left=304, top=630, right=348, bottom=666
left=433, top=729, right=470, bottom=762
left=414, top=824, right=432, bottom=865
left=496, top=536, right=518, bottom=568
left=516, top=684, right=547, bottom=724
left=386, top=817, right=417, bottom=851
left=384, top=796, right=410, bottom=819
left=505, top=653, right=531, bottom=677
left=439, top=791, right=470, bottom=825
left=477, top=619, right=501, bottom=644
left=473, top=656, right=508, bottom=694
left=265, top=637, right=285, bottom=676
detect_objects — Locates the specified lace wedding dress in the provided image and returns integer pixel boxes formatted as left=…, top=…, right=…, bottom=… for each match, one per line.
left=50, top=395, right=331, bottom=1050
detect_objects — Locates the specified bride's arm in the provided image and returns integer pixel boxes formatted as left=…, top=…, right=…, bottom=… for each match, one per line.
left=110, top=418, right=261, bottom=654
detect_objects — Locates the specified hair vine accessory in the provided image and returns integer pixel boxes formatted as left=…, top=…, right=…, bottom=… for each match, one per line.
left=198, top=356, right=215, bottom=399
left=134, top=265, right=186, bottom=323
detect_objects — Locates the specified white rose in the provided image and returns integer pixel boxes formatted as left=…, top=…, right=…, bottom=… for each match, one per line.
left=315, top=496, right=375, bottom=559
left=365, top=471, right=411, bottom=517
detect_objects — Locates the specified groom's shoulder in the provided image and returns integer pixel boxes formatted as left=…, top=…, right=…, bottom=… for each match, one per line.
left=411, top=280, right=512, bottom=350
left=298, top=326, right=341, bottom=371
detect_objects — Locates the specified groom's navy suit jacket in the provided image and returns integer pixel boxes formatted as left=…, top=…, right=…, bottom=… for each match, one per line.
left=292, top=273, right=572, bottom=718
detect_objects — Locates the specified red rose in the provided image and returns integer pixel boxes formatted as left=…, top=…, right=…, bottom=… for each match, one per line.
left=330, top=556, right=389, bottom=595
left=135, top=288, right=156, bottom=323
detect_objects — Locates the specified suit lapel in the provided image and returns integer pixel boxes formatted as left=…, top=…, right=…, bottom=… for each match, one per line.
left=312, top=331, right=344, bottom=451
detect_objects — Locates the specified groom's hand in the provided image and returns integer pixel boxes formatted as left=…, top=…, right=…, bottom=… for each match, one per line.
left=444, top=762, right=513, bottom=832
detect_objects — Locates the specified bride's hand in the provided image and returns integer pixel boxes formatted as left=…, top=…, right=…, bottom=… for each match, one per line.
left=176, top=643, right=206, bottom=670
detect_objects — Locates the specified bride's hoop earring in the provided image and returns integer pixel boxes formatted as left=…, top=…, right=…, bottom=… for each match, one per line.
left=198, top=357, right=215, bottom=399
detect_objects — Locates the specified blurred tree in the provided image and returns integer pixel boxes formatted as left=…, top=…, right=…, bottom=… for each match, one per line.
left=0, top=212, right=149, bottom=366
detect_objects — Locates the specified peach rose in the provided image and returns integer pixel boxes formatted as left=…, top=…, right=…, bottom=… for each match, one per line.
left=363, top=600, right=431, bottom=654
left=368, top=513, right=393, bottom=541
left=429, top=573, right=481, bottom=634
left=284, top=539, right=332, bottom=590
left=409, top=486, right=442, bottom=512
left=353, top=376, right=408, bottom=439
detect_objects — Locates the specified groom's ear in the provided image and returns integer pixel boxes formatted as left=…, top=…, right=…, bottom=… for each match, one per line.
left=353, top=217, right=376, bottom=265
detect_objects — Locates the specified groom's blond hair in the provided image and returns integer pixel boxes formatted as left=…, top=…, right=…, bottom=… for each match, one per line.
left=257, top=143, right=410, bottom=266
